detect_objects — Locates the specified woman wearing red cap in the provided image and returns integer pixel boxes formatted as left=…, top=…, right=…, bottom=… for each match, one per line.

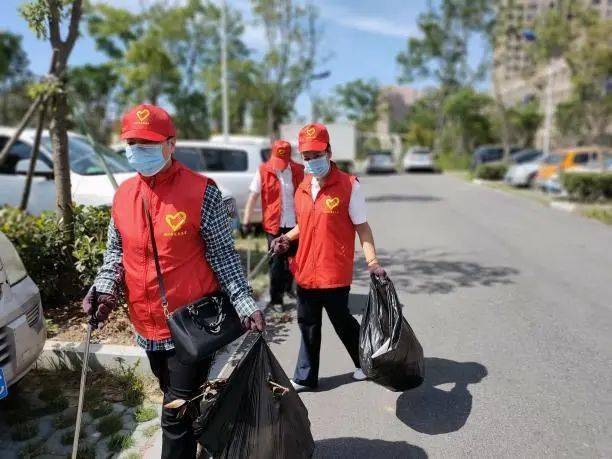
left=271, top=123, right=385, bottom=391
left=82, top=104, right=265, bottom=458
left=243, top=139, right=304, bottom=311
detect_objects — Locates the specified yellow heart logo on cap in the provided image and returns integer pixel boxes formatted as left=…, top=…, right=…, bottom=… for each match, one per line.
left=305, top=126, right=316, bottom=138
left=277, top=147, right=287, bottom=156
left=136, top=109, right=150, bottom=122
left=325, top=197, right=340, bottom=210
left=165, top=211, right=187, bottom=232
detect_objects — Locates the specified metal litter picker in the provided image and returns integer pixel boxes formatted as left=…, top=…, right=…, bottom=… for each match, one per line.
left=71, top=287, right=99, bottom=459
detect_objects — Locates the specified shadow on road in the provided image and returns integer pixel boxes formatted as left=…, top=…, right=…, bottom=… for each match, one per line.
left=314, top=372, right=358, bottom=393
left=396, top=357, right=487, bottom=435
left=314, top=437, right=427, bottom=458
left=353, top=248, right=519, bottom=294
left=263, top=302, right=297, bottom=345
left=366, top=194, right=442, bottom=203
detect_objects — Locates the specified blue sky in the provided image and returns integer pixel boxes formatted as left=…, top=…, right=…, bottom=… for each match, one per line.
left=0, top=0, right=488, bottom=119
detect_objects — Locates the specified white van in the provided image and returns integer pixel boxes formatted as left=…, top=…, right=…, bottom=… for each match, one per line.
left=0, top=231, right=46, bottom=394
left=0, top=128, right=237, bottom=220
left=172, top=139, right=270, bottom=223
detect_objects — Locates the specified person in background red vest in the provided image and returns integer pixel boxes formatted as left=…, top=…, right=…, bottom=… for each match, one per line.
left=270, top=123, right=386, bottom=391
left=243, top=139, right=305, bottom=311
left=81, top=104, right=264, bottom=459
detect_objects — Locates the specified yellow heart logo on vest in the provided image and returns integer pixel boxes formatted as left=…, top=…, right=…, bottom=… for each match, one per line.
left=165, top=211, right=187, bottom=232
left=325, top=197, right=340, bottom=210
left=136, top=109, right=150, bottom=122
left=305, top=126, right=316, bottom=138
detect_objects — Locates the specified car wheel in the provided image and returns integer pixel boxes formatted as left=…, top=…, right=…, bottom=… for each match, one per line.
left=526, top=172, right=537, bottom=188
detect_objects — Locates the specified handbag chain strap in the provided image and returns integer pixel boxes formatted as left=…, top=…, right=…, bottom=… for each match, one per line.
left=142, top=197, right=170, bottom=319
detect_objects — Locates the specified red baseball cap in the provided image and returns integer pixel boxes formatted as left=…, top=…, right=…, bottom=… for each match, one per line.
left=268, top=140, right=292, bottom=169
left=298, top=123, right=329, bottom=152
left=120, top=104, right=176, bottom=141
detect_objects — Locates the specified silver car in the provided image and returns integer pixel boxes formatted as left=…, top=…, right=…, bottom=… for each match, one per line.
left=403, top=147, right=436, bottom=172
left=0, top=231, right=46, bottom=396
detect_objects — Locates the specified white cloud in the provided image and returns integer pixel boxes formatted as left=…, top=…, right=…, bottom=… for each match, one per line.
left=332, top=14, right=416, bottom=38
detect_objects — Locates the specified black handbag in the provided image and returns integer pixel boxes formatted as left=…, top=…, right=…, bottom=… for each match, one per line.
left=142, top=198, right=245, bottom=364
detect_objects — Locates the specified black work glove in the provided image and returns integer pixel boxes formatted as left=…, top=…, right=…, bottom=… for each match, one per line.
left=270, top=234, right=290, bottom=255
left=81, top=290, right=117, bottom=329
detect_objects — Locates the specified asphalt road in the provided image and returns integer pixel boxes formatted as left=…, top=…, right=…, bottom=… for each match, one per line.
left=268, top=172, right=612, bottom=458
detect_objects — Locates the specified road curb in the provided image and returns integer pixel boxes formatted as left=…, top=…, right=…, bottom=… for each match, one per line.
left=549, top=201, right=577, bottom=212
left=37, top=299, right=268, bottom=380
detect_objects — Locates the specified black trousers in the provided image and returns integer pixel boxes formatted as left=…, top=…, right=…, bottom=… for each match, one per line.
left=147, top=350, right=213, bottom=459
left=266, top=227, right=297, bottom=305
left=293, top=286, right=361, bottom=387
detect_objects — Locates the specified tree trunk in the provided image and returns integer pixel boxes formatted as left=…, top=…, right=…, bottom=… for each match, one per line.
left=49, top=87, right=74, bottom=238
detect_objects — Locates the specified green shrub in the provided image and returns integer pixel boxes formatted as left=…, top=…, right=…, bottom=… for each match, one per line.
left=435, top=151, right=471, bottom=171
left=0, top=204, right=110, bottom=305
left=561, top=171, right=612, bottom=202
left=582, top=206, right=612, bottom=225
left=134, top=405, right=157, bottom=423
left=97, top=413, right=123, bottom=437
left=90, top=401, right=113, bottom=419
left=475, top=163, right=508, bottom=181
left=107, top=433, right=135, bottom=453
left=114, top=360, right=145, bottom=407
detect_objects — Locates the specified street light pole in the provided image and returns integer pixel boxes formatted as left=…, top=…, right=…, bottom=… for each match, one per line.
left=220, top=0, right=229, bottom=142
left=543, top=59, right=554, bottom=155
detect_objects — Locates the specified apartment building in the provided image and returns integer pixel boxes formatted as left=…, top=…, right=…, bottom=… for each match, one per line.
left=494, top=0, right=610, bottom=146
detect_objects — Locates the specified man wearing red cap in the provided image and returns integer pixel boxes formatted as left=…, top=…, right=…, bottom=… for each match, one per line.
left=82, top=104, right=264, bottom=458
left=243, top=140, right=304, bottom=311
left=271, top=123, right=385, bottom=391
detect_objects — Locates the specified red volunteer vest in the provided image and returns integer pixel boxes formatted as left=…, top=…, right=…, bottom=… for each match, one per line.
left=293, top=164, right=356, bottom=289
left=259, top=161, right=304, bottom=234
left=112, top=160, right=220, bottom=340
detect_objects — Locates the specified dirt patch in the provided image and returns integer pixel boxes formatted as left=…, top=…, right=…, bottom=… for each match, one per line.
left=46, top=301, right=136, bottom=346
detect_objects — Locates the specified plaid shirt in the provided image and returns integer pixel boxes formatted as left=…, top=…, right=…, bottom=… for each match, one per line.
left=93, top=184, right=257, bottom=352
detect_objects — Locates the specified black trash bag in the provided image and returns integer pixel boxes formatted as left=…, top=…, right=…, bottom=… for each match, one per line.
left=194, top=334, right=315, bottom=458
left=359, top=274, right=425, bottom=391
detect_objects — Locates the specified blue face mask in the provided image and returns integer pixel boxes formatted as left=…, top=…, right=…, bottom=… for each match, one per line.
left=304, top=155, right=330, bottom=178
left=125, top=143, right=169, bottom=177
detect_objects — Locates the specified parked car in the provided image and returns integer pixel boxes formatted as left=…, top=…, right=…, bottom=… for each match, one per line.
left=0, top=128, right=134, bottom=214
left=504, top=149, right=544, bottom=187
left=0, top=231, right=46, bottom=395
left=544, top=148, right=611, bottom=194
left=366, top=151, right=396, bottom=174
left=535, top=147, right=611, bottom=192
left=209, top=135, right=272, bottom=162
left=1, top=128, right=239, bottom=223
left=172, top=140, right=265, bottom=223
left=559, top=146, right=611, bottom=172
left=534, top=153, right=566, bottom=190
left=470, top=145, right=522, bottom=170
left=403, top=147, right=436, bottom=172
